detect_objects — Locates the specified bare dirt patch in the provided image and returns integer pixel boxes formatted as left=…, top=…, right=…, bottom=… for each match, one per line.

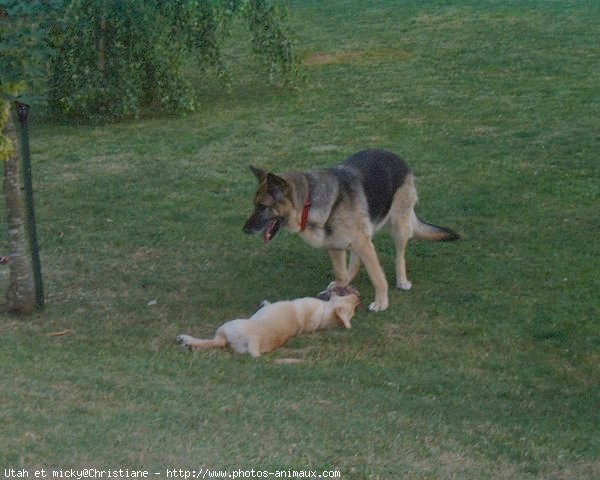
left=303, top=48, right=412, bottom=66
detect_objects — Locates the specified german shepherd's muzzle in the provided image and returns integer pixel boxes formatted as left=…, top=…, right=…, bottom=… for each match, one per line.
left=242, top=206, right=284, bottom=243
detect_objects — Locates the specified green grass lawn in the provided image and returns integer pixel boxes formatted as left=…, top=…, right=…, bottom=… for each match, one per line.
left=1, top=1, right=598, bottom=478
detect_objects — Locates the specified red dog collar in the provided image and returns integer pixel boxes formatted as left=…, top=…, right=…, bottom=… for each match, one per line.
left=300, top=192, right=312, bottom=232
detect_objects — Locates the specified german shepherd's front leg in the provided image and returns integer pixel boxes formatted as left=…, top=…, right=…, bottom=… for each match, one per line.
left=328, top=249, right=363, bottom=289
left=353, top=239, right=389, bottom=312
left=328, top=249, right=349, bottom=286
left=347, top=252, right=362, bottom=282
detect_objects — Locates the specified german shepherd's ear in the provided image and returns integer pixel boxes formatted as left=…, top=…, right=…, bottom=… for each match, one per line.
left=249, top=165, right=267, bottom=181
left=266, top=172, right=290, bottom=199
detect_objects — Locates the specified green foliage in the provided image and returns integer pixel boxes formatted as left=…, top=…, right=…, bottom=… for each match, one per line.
left=243, top=0, right=295, bottom=81
left=1, top=0, right=296, bottom=121
left=49, top=0, right=192, bottom=119
left=0, top=1, right=55, bottom=154
left=0, top=0, right=56, bottom=90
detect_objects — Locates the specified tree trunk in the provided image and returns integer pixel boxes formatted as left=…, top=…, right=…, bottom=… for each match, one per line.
left=97, top=15, right=106, bottom=73
left=97, top=0, right=107, bottom=74
left=2, top=109, right=35, bottom=314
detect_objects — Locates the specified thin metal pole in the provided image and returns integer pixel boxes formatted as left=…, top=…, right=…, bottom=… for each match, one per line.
left=15, top=101, right=44, bottom=308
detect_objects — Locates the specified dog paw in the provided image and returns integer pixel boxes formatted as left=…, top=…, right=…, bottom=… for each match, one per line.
left=175, top=335, right=193, bottom=351
left=176, top=335, right=193, bottom=349
left=368, top=299, right=389, bottom=312
left=396, top=280, right=412, bottom=291
left=318, top=281, right=337, bottom=299
left=253, top=300, right=271, bottom=314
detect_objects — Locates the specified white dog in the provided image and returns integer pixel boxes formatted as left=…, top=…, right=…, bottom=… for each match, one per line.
left=177, top=292, right=360, bottom=357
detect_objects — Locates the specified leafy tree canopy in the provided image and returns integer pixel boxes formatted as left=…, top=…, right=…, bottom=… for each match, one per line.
left=0, top=0, right=296, bottom=122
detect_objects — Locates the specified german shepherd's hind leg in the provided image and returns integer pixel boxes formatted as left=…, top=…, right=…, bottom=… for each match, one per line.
left=389, top=178, right=418, bottom=290
left=390, top=211, right=414, bottom=291
left=353, top=239, right=389, bottom=312
left=176, top=332, right=227, bottom=351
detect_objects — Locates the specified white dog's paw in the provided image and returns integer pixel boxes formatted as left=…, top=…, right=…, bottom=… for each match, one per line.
left=176, top=335, right=193, bottom=349
left=396, top=280, right=412, bottom=291
left=318, top=281, right=337, bottom=296
left=253, top=300, right=271, bottom=314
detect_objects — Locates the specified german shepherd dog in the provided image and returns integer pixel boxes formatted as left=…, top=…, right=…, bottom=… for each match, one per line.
left=243, top=149, right=459, bottom=312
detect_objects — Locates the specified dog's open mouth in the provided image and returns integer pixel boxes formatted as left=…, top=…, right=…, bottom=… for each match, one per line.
left=263, top=218, right=282, bottom=243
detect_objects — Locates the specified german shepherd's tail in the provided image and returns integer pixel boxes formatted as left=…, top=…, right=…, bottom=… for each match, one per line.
left=411, top=212, right=460, bottom=241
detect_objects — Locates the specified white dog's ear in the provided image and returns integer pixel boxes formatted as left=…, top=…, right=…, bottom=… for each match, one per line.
left=335, top=305, right=353, bottom=329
